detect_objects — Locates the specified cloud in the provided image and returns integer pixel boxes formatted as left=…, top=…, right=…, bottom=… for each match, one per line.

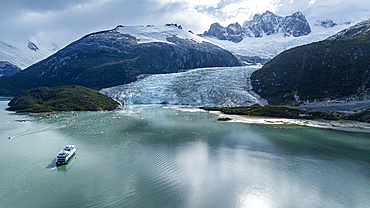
left=0, top=0, right=166, bottom=45
left=1, top=0, right=217, bottom=46
left=0, top=0, right=369, bottom=50
left=0, top=0, right=291, bottom=47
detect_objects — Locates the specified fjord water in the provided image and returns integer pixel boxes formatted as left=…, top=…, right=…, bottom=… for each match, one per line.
left=1, top=101, right=369, bottom=207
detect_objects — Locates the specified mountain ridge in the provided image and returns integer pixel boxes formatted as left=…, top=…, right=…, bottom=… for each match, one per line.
left=0, top=40, right=58, bottom=69
left=327, top=18, right=370, bottom=40
left=0, top=24, right=241, bottom=97
left=0, top=61, right=21, bottom=76
left=250, top=18, right=370, bottom=106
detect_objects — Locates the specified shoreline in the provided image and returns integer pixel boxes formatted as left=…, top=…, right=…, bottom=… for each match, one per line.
left=170, top=106, right=370, bottom=133
left=214, top=111, right=370, bottom=133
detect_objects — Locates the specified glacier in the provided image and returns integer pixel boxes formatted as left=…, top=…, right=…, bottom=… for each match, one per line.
left=100, top=66, right=267, bottom=107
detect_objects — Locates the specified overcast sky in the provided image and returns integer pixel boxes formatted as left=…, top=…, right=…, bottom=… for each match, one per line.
left=0, top=0, right=367, bottom=48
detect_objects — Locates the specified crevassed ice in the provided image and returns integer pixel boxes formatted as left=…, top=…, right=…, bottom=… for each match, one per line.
left=100, top=66, right=268, bottom=107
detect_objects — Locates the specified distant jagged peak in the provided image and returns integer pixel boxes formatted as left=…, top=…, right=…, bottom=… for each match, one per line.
left=326, top=18, right=370, bottom=40
left=290, top=11, right=305, bottom=18
left=281, top=11, right=311, bottom=37
left=253, top=10, right=278, bottom=18
left=202, top=10, right=311, bottom=43
left=243, top=10, right=282, bottom=27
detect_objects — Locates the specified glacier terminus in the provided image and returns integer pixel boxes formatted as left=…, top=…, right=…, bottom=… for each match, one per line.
left=100, top=66, right=267, bottom=107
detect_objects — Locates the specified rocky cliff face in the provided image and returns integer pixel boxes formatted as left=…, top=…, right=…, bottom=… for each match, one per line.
left=201, top=11, right=311, bottom=43
left=0, top=24, right=242, bottom=96
left=0, top=61, right=21, bottom=76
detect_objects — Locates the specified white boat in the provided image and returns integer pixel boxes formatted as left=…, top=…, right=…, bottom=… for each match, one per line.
left=56, top=145, right=76, bottom=166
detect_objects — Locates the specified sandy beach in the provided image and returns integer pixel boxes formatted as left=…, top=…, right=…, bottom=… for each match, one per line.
left=171, top=106, right=370, bottom=133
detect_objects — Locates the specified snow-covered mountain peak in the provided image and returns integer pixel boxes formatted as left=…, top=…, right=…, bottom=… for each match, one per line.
left=202, top=10, right=311, bottom=43
left=251, top=10, right=281, bottom=23
left=200, top=2, right=370, bottom=63
left=114, top=24, right=209, bottom=44
left=0, top=40, right=58, bottom=69
left=1, top=24, right=214, bottom=69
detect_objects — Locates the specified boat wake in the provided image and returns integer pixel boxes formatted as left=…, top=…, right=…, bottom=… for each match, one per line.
left=45, top=159, right=57, bottom=169
left=8, top=127, right=51, bottom=139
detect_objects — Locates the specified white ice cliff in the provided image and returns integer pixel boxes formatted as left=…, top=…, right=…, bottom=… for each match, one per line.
left=100, top=66, right=267, bottom=107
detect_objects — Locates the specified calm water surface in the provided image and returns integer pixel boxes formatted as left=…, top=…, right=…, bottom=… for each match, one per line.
left=0, top=101, right=369, bottom=208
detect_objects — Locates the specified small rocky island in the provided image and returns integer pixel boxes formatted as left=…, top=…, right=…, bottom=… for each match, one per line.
left=6, top=85, right=120, bottom=113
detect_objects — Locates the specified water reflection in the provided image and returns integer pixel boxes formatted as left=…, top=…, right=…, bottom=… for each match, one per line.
left=1, top=103, right=370, bottom=207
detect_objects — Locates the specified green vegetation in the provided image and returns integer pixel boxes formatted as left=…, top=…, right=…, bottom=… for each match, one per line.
left=344, top=109, right=370, bottom=123
left=202, top=106, right=343, bottom=120
left=251, top=32, right=370, bottom=105
left=202, top=105, right=370, bottom=123
left=6, top=85, right=120, bottom=113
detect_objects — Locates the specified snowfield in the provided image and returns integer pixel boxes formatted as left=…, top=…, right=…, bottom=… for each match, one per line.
left=0, top=41, right=56, bottom=69
left=202, top=21, right=367, bottom=59
left=202, top=32, right=330, bottom=59
left=115, top=24, right=212, bottom=44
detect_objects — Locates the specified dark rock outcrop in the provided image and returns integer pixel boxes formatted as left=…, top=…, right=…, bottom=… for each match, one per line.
left=203, top=23, right=228, bottom=40
left=27, top=41, right=39, bottom=51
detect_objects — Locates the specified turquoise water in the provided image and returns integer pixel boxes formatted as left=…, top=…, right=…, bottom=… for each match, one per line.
left=0, top=101, right=369, bottom=207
